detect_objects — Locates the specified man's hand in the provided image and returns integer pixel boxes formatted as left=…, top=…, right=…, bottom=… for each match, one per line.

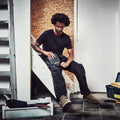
left=60, top=62, right=69, bottom=68
left=45, top=52, right=55, bottom=59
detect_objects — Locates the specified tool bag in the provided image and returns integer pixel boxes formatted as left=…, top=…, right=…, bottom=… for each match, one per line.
left=106, top=72, right=120, bottom=99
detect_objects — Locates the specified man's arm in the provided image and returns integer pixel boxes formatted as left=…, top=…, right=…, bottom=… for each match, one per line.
left=60, top=48, right=74, bottom=68
left=32, top=41, right=55, bottom=59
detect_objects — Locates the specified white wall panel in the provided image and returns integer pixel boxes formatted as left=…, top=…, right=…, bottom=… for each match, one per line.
left=117, top=0, right=120, bottom=71
left=14, top=0, right=30, bottom=100
left=76, top=0, right=119, bottom=92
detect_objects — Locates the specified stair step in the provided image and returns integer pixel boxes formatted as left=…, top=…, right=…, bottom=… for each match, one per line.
left=0, top=0, right=8, bottom=5
left=0, top=37, right=9, bottom=45
left=0, top=0, right=8, bottom=4
left=0, top=88, right=11, bottom=94
left=0, top=71, right=10, bottom=81
left=0, top=54, right=9, bottom=63
left=0, top=20, right=8, bottom=29
left=0, top=71, right=10, bottom=77
left=0, top=4, right=8, bottom=10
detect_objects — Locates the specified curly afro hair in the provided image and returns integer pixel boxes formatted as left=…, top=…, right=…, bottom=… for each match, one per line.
left=51, top=13, right=70, bottom=26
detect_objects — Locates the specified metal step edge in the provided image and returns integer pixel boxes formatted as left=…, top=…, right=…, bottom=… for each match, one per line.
left=0, top=20, right=8, bottom=23
left=0, top=20, right=8, bottom=29
left=0, top=37, right=9, bottom=42
left=0, top=88, right=11, bottom=94
left=0, top=5, right=8, bottom=10
left=0, top=54, right=9, bottom=63
left=0, top=37, right=9, bottom=45
left=0, top=0, right=8, bottom=5
left=0, top=54, right=9, bottom=59
left=0, top=20, right=8, bottom=24
left=0, top=71, right=10, bottom=77
left=0, top=77, right=10, bottom=81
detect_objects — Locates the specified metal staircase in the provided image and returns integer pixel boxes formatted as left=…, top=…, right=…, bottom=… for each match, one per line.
left=0, top=0, right=17, bottom=99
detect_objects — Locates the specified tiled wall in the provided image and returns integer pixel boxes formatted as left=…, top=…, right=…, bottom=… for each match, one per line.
left=31, top=0, right=74, bottom=81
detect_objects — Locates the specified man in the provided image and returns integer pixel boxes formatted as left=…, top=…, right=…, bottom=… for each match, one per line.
left=32, top=13, right=98, bottom=112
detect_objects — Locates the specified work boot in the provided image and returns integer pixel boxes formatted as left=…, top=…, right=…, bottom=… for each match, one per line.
left=59, top=95, right=81, bottom=113
left=83, top=93, right=99, bottom=104
left=59, top=95, right=71, bottom=110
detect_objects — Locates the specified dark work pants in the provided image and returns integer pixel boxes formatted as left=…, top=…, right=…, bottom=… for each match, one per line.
left=41, top=55, right=90, bottom=101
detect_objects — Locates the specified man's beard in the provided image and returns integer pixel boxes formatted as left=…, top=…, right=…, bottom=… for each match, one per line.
left=55, top=29, right=62, bottom=34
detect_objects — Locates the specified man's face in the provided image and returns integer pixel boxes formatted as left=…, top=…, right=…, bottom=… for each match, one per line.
left=54, top=22, right=65, bottom=35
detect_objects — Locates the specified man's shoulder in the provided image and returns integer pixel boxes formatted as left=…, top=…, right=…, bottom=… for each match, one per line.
left=44, top=29, right=53, bottom=34
left=62, top=32, right=70, bottom=38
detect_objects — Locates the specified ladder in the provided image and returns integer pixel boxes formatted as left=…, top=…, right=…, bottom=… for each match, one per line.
left=0, top=0, right=17, bottom=99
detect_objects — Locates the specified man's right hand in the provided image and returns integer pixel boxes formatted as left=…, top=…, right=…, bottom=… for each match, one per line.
left=45, top=52, right=55, bottom=59
left=32, top=42, right=55, bottom=59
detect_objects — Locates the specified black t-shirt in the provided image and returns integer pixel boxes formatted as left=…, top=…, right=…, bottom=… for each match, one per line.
left=36, top=29, right=72, bottom=55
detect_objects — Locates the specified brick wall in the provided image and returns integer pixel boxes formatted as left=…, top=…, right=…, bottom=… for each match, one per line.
left=31, top=0, right=74, bottom=81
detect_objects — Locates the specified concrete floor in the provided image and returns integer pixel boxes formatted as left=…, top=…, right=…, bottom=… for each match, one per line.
left=0, top=93, right=120, bottom=120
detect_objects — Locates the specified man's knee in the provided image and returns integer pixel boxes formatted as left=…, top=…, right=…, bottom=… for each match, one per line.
left=70, top=62, right=85, bottom=74
left=78, top=63, right=86, bottom=74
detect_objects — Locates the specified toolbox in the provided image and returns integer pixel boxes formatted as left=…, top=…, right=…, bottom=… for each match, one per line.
left=106, top=72, right=120, bottom=99
left=2, top=97, right=53, bottom=119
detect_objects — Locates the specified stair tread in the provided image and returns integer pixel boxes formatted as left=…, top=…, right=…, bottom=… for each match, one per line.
left=0, top=71, right=10, bottom=81
left=0, top=20, right=8, bottom=29
left=0, top=5, right=8, bottom=9
left=0, top=88, right=11, bottom=94
left=0, top=37, right=9, bottom=41
left=0, top=0, right=8, bottom=5
left=0, top=71, right=10, bottom=76
left=0, top=54, right=9, bottom=63
left=0, top=20, right=8, bottom=23
left=0, top=37, right=9, bottom=45
left=0, top=54, right=9, bottom=59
